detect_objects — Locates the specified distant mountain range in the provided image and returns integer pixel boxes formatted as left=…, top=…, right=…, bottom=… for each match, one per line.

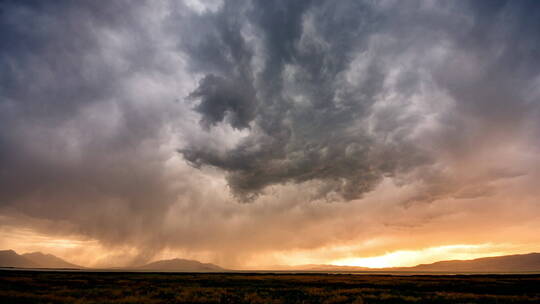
left=132, top=258, right=225, bottom=272
left=0, top=250, right=82, bottom=269
left=2, top=249, right=540, bottom=272
left=0, top=250, right=224, bottom=272
left=254, top=264, right=371, bottom=271
left=284, top=253, right=540, bottom=272
left=389, top=252, right=540, bottom=272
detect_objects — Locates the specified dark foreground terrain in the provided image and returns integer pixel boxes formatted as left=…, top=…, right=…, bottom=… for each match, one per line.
left=1, top=271, right=540, bottom=303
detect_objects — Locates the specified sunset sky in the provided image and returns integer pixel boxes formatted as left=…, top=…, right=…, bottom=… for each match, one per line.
left=1, top=0, right=540, bottom=269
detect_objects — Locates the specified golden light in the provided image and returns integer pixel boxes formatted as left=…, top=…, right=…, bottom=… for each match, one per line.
left=330, top=244, right=517, bottom=268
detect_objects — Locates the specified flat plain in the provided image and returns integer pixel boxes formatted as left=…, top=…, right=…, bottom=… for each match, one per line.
left=1, top=270, right=539, bottom=303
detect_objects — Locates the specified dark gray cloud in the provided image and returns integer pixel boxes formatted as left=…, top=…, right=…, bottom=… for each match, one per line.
left=179, top=0, right=540, bottom=202
left=189, top=74, right=257, bottom=129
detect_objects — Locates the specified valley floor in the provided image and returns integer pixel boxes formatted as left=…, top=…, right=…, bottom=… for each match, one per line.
left=1, top=270, right=539, bottom=303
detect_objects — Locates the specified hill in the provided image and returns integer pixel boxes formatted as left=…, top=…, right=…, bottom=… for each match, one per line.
left=281, top=253, right=540, bottom=273
left=0, top=250, right=81, bottom=269
left=396, top=252, right=540, bottom=272
left=0, top=250, right=40, bottom=268
left=22, top=252, right=82, bottom=269
left=257, top=264, right=371, bottom=271
left=134, top=258, right=225, bottom=272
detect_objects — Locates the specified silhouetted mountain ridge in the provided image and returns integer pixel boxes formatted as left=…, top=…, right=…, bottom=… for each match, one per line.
left=3, top=250, right=540, bottom=272
left=0, top=250, right=40, bottom=268
left=256, top=264, right=371, bottom=271
left=271, top=253, right=540, bottom=272
left=391, top=252, right=540, bottom=272
left=0, top=250, right=81, bottom=269
left=22, top=252, right=82, bottom=269
left=134, top=258, right=225, bottom=272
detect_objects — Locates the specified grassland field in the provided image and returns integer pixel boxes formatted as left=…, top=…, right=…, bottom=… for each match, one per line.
left=1, top=270, right=539, bottom=303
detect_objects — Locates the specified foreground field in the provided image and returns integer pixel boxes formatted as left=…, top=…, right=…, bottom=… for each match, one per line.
left=1, top=271, right=539, bottom=303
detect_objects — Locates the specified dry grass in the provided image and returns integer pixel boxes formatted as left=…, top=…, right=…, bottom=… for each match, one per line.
left=1, top=271, right=539, bottom=303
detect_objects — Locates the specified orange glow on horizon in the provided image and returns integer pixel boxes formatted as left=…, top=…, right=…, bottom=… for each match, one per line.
left=3, top=225, right=540, bottom=269
left=330, top=244, right=530, bottom=268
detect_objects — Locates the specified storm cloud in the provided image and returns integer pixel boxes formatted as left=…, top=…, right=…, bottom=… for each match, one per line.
left=1, top=0, right=540, bottom=267
left=179, top=0, right=540, bottom=201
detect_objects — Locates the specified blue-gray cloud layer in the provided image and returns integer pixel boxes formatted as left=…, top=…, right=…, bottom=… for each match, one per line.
left=179, top=0, right=540, bottom=201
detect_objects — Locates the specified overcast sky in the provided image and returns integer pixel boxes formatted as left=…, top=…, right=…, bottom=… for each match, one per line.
left=1, top=0, right=540, bottom=268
